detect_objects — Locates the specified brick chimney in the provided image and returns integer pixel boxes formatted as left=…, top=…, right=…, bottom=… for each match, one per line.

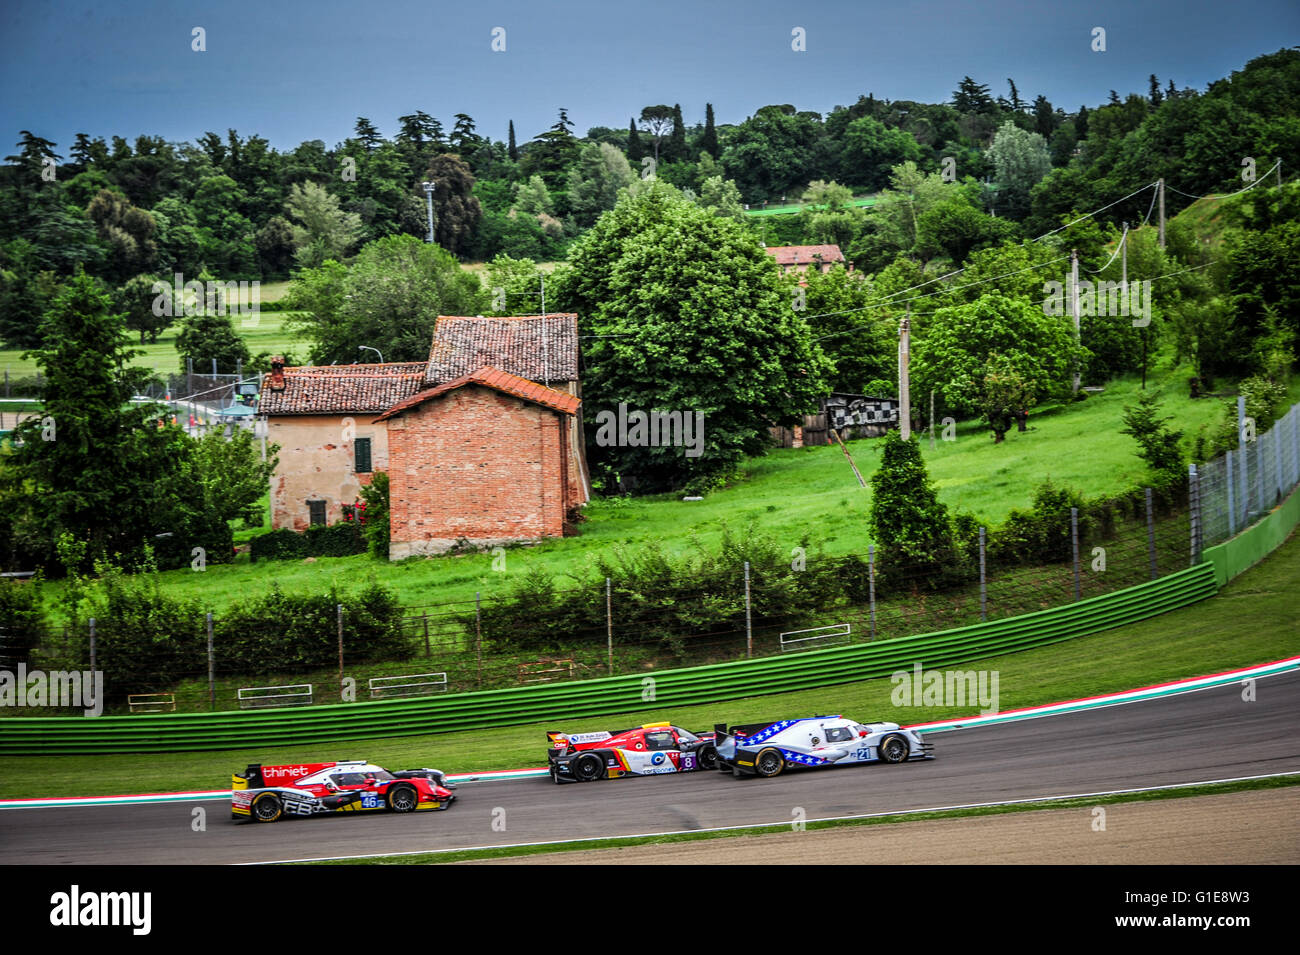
left=269, top=355, right=285, bottom=391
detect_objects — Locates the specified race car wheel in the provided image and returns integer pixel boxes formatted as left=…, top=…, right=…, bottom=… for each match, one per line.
left=697, top=745, right=719, bottom=771
left=251, top=793, right=283, bottom=823
left=755, top=748, right=785, bottom=778
left=878, top=734, right=910, bottom=764
left=573, top=753, right=605, bottom=782
left=387, top=783, right=419, bottom=813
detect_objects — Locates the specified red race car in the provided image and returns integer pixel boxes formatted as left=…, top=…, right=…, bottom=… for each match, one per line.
left=231, top=760, right=455, bottom=823
left=546, top=721, right=718, bottom=783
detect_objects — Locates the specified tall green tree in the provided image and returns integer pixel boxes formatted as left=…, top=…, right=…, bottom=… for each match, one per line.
left=422, top=153, right=483, bottom=256
left=701, top=103, right=719, bottom=160
left=556, top=182, right=831, bottom=492
left=285, top=181, right=364, bottom=268
left=285, top=234, right=488, bottom=364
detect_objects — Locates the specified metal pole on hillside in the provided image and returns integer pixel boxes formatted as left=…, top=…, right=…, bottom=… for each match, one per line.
left=475, top=592, right=482, bottom=688
left=743, top=562, right=752, bottom=659
left=978, top=528, right=987, bottom=622
left=1189, top=465, right=1200, bottom=567
left=336, top=604, right=345, bottom=697
left=1226, top=453, right=1236, bottom=538
left=1238, top=395, right=1249, bottom=525
left=898, top=315, right=911, bottom=440
left=1145, top=488, right=1158, bottom=580
left=206, top=612, right=215, bottom=711
left=1070, top=249, right=1080, bottom=394
left=1158, top=179, right=1166, bottom=249
left=868, top=544, right=876, bottom=640
left=606, top=578, right=613, bottom=676
left=88, top=617, right=96, bottom=674
left=1070, top=508, right=1081, bottom=601
left=422, top=181, right=435, bottom=243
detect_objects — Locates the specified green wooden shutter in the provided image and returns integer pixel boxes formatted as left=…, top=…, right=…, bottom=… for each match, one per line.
left=354, top=437, right=372, bottom=473
left=308, top=500, right=327, bottom=526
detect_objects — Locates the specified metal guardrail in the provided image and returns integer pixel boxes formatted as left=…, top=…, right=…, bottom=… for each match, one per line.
left=780, top=624, right=851, bottom=652
left=236, top=684, right=313, bottom=709
left=367, top=673, right=447, bottom=698
left=127, top=693, right=175, bottom=713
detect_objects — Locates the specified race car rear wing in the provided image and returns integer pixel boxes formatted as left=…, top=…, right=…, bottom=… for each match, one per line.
left=713, top=721, right=779, bottom=742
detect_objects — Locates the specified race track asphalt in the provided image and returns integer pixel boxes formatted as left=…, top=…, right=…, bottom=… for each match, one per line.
left=3, top=668, right=1297, bottom=864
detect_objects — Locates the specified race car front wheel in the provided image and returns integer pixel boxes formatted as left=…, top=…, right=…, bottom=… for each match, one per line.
left=755, top=748, right=785, bottom=778
left=251, top=793, right=283, bottom=823
left=573, top=753, right=605, bottom=782
left=387, top=784, right=419, bottom=812
left=878, top=734, right=910, bottom=764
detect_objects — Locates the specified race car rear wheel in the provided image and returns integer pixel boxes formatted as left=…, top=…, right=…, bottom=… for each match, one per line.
left=573, top=753, right=605, bottom=782
left=697, top=745, right=719, bottom=771
left=251, top=793, right=283, bottom=823
left=755, top=748, right=785, bottom=778
left=878, top=734, right=910, bottom=764
left=387, top=783, right=419, bottom=813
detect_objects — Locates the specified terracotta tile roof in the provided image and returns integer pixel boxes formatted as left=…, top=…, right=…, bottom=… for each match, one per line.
left=426, top=314, right=578, bottom=385
left=376, top=365, right=581, bottom=422
left=764, top=244, right=846, bottom=267
left=259, top=363, right=427, bottom=415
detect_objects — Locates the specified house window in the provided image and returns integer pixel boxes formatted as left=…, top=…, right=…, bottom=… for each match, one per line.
left=308, top=500, right=327, bottom=526
left=354, top=437, right=372, bottom=473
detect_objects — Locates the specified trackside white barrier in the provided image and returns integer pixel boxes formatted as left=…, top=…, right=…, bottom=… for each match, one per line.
left=367, top=673, right=448, bottom=698
left=237, top=684, right=313, bottom=709
left=779, top=623, right=851, bottom=652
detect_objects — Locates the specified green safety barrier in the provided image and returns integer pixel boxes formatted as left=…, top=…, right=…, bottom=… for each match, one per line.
left=0, top=563, right=1218, bottom=754
left=1203, top=485, right=1300, bottom=587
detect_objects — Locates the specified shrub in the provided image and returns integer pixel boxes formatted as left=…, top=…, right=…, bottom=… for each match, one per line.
left=248, top=523, right=365, bottom=562
left=0, top=577, right=44, bottom=664
left=990, top=480, right=1089, bottom=565
left=359, top=472, right=390, bottom=558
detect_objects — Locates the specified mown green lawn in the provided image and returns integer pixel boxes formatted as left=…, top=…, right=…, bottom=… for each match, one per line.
left=3, top=521, right=1294, bottom=799
left=39, top=358, right=1240, bottom=616
left=0, top=281, right=306, bottom=377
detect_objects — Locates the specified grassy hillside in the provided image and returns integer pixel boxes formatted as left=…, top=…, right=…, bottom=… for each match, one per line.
left=0, top=280, right=306, bottom=377
left=37, top=357, right=1246, bottom=615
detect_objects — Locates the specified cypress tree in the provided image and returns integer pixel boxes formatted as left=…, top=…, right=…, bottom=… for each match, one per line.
left=669, top=104, right=687, bottom=161
left=627, top=117, right=644, bottom=163
left=507, top=119, right=518, bottom=160
left=702, top=103, right=718, bottom=159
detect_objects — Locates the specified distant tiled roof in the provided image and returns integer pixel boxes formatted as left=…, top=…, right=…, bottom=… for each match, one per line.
left=764, top=244, right=846, bottom=267
left=259, top=363, right=427, bottom=415
left=426, top=314, right=578, bottom=385
left=376, top=365, right=581, bottom=422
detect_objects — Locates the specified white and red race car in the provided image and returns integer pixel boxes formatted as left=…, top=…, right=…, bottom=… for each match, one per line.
left=546, top=722, right=718, bottom=783
left=231, top=760, right=455, bottom=823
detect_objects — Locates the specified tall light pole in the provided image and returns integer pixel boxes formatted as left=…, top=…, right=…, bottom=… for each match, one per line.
left=358, top=345, right=384, bottom=364
left=421, top=180, right=436, bottom=243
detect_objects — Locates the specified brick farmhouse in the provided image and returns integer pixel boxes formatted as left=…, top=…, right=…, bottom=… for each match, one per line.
left=258, top=314, right=589, bottom=558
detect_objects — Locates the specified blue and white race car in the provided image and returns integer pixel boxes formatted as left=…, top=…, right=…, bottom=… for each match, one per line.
left=713, top=715, right=933, bottom=777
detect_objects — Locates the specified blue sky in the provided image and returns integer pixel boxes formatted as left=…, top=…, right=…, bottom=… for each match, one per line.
left=3, top=0, right=1297, bottom=153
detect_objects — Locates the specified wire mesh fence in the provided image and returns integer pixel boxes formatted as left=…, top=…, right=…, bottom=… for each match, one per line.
left=1197, top=401, right=1300, bottom=549
left=1, top=492, right=1204, bottom=716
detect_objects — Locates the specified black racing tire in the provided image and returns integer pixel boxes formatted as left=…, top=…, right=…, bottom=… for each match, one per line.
left=573, top=752, right=605, bottom=782
left=696, top=745, right=719, bottom=772
left=251, top=792, right=283, bottom=823
left=387, top=783, right=419, bottom=813
left=878, top=734, right=910, bottom=764
left=754, top=748, right=785, bottom=778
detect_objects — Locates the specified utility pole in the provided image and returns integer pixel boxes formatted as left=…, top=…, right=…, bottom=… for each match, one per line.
left=1070, top=249, right=1080, bottom=394
left=421, top=180, right=436, bottom=243
left=1157, top=178, right=1166, bottom=249
left=898, top=311, right=911, bottom=440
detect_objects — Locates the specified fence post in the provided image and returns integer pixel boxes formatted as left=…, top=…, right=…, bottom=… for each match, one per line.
left=1070, top=507, right=1081, bottom=601
left=1226, top=452, right=1236, bottom=538
left=422, top=611, right=429, bottom=657
left=1145, top=487, right=1158, bottom=580
left=606, top=577, right=613, bottom=676
left=1292, top=406, right=1300, bottom=490
left=336, top=603, right=345, bottom=697
left=88, top=617, right=96, bottom=674
left=475, top=592, right=482, bottom=688
left=1189, top=464, right=1200, bottom=567
left=867, top=544, right=876, bottom=640
left=978, top=528, right=987, bottom=622
left=743, top=561, right=752, bottom=659
left=206, top=612, right=215, bottom=711
left=1275, top=415, right=1284, bottom=503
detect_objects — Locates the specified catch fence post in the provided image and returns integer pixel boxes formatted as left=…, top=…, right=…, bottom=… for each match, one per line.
left=605, top=577, right=613, bottom=676
left=1071, top=507, right=1081, bottom=601
left=744, top=562, right=752, bottom=659
left=978, top=528, right=987, bottom=621
left=1145, top=488, right=1157, bottom=580
left=206, top=612, right=215, bottom=710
